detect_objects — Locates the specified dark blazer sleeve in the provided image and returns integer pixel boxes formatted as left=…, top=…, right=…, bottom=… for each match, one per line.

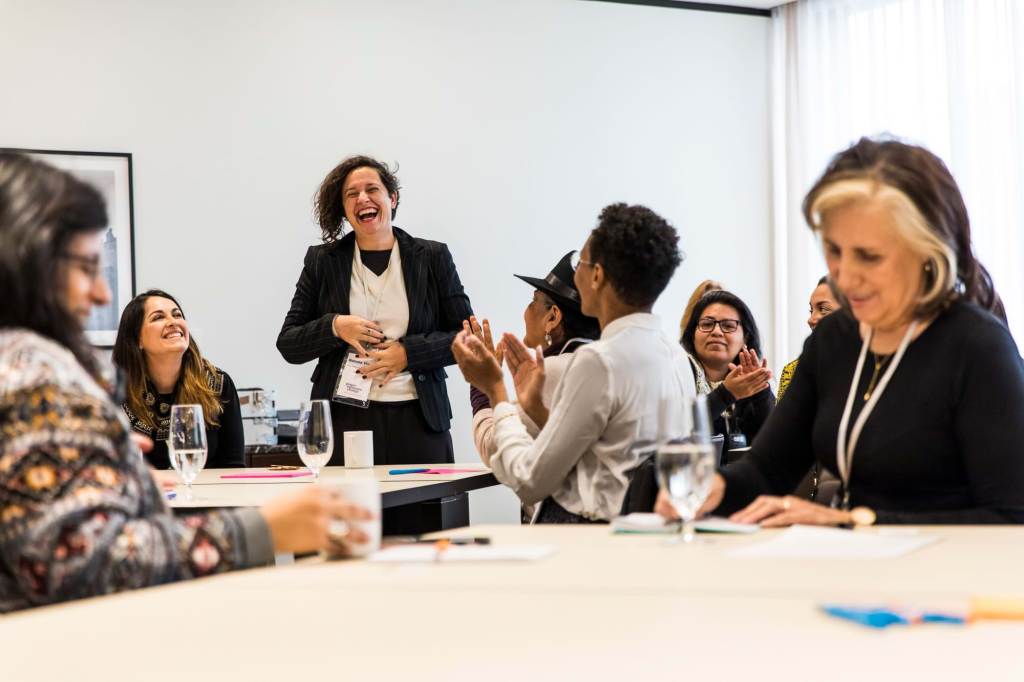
left=209, top=371, right=245, bottom=469
left=277, top=245, right=346, bottom=365
left=737, top=386, right=776, bottom=444
left=402, top=242, right=473, bottom=372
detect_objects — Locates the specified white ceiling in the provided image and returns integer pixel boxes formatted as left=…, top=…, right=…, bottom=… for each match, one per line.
left=680, top=0, right=789, bottom=9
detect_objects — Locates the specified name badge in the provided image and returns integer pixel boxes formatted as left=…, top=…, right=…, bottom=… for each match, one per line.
left=333, top=351, right=373, bottom=408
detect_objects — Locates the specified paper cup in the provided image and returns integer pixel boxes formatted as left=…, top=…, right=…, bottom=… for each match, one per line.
left=343, top=430, right=374, bottom=468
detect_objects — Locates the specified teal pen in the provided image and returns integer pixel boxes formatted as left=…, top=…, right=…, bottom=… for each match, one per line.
left=389, top=468, right=430, bottom=475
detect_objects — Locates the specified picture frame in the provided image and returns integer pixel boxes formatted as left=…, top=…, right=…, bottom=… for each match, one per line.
left=13, top=149, right=137, bottom=347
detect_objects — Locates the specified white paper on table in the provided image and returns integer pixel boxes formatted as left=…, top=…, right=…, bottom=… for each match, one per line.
left=728, top=525, right=939, bottom=559
left=367, top=544, right=555, bottom=563
left=612, top=513, right=759, bottom=534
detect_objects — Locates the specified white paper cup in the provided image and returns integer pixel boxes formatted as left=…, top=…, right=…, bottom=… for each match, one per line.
left=343, top=430, right=374, bottom=468
left=328, top=473, right=381, bottom=558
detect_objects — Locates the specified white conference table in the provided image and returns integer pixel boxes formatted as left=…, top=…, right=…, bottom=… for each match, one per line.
left=2, top=524, right=1022, bottom=681
left=167, top=465, right=498, bottom=510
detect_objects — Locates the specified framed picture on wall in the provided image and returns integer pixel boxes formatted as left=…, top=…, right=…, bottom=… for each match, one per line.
left=13, top=149, right=136, bottom=347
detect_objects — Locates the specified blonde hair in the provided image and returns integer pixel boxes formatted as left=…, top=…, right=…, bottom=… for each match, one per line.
left=679, top=279, right=724, bottom=339
left=808, top=178, right=957, bottom=318
left=802, top=137, right=1004, bottom=322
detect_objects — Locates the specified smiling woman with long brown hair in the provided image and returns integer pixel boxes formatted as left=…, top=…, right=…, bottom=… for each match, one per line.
left=113, top=289, right=244, bottom=470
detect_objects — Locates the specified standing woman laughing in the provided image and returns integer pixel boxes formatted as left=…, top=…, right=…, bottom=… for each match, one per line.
left=277, top=156, right=473, bottom=465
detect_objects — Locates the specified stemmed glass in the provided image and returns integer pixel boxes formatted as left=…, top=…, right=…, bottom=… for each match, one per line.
left=656, top=395, right=716, bottom=544
left=298, top=400, right=334, bottom=481
left=168, top=404, right=208, bottom=501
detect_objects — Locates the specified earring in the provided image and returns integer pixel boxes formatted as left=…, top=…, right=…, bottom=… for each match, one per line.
left=924, top=262, right=933, bottom=272
left=544, top=332, right=552, bottom=348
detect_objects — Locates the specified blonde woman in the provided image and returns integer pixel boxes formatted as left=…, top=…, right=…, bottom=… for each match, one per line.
left=658, top=137, right=1024, bottom=526
left=113, top=289, right=244, bottom=469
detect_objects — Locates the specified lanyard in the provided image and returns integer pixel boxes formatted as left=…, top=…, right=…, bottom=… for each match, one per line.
left=834, top=320, right=918, bottom=509
left=352, top=243, right=397, bottom=323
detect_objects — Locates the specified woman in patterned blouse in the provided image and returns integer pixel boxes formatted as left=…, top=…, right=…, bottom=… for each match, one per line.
left=113, top=289, right=245, bottom=470
left=0, top=152, right=371, bottom=613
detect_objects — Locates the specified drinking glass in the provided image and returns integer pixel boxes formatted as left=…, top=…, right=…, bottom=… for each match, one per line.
left=298, top=400, right=334, bottom=481
left=655, top=395, right=716, bottom=544
left=168, top=404, right=208, bottom=501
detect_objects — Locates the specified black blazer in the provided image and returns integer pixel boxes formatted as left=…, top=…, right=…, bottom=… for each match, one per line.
left=276, top=227, right=473, bottom=433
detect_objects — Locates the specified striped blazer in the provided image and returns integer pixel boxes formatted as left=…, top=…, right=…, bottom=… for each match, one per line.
left=276, top=227, right=473, bottom=433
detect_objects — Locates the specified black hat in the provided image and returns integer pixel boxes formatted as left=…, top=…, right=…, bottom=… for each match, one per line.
left=514, top=251, right=582, bottom=310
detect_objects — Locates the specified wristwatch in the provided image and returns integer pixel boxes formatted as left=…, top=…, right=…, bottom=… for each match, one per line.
left=849, top=506, right=877, bottom=527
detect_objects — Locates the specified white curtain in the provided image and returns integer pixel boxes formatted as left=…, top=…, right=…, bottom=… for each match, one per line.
left=771, top=0, right=1024, bottom=368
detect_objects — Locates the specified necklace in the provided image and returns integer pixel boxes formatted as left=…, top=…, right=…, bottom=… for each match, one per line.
left=863, top=352, right=893, bottom=401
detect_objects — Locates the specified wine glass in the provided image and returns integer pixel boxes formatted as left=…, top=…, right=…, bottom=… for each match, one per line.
left=656, top=395, right=716, bottom=544
left=168, top=404, right=208, bottom=501
left=298, top=399, right=334, bottom=481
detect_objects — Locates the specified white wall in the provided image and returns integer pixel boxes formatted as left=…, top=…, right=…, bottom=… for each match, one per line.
left=0, top=0, right=772, bottom=523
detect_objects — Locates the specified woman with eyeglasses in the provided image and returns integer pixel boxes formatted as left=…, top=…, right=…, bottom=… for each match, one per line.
left=679, top=289, right=775, bottom=460
left=0, top=152, right=371, bottom=613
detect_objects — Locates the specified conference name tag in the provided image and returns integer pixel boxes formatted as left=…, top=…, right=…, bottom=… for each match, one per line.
left=333, top=351, right=373, bottom=408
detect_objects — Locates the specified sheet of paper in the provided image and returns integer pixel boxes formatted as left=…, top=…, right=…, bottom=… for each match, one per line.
left=728, top=525, right=939, bottom=559
left=367, top=544, right=555, bottom=563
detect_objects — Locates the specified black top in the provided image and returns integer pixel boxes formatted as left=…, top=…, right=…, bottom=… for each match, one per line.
left=361, top=249, right=391, bottom=277
left=718, top=301, right=1024, bottom=524
left=124, top=368, right=245, bottom=470
left=705, top=381, right=775, bottom=460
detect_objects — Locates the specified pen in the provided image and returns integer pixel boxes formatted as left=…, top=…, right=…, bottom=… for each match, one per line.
left=389, top=468, right=431, bottom=475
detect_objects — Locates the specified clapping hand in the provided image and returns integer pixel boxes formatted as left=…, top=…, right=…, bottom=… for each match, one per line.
left=462, top=316, right=505, bottom=367
left=723, top=346, right=772, bottom=400
left=500, top=333, right=548, bottom=427
left=452, top=329, right=507, bottom=403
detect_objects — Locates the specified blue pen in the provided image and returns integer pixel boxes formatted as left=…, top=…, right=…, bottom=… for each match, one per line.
left=389, top=468, right=431, bottom=475
left=822, top=605, right=966, bottom=628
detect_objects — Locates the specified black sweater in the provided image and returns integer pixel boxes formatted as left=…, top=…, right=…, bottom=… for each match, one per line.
left=718, top=301, right=1024, bottom=524
left=126, top=369, right=245, bottom=471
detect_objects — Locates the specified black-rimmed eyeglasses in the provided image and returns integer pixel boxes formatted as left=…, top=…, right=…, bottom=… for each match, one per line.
left=696, top=317, right=741, bottom=334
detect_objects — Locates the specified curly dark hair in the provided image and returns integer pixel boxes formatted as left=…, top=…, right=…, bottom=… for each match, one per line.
left=587, top=203, right=682, bottom=308
left=680, top=290, right=764, bottom=363
left=0, top=151, right=108, bottom=381
left=314, top=155, right=401, bottom=243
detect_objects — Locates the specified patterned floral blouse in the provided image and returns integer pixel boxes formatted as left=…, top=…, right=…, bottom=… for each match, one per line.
left=0, top=330, right=273, bottom=613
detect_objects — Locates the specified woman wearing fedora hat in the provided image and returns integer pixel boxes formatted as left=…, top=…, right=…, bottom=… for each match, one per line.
left=466, top=251, right=600, bottom=477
